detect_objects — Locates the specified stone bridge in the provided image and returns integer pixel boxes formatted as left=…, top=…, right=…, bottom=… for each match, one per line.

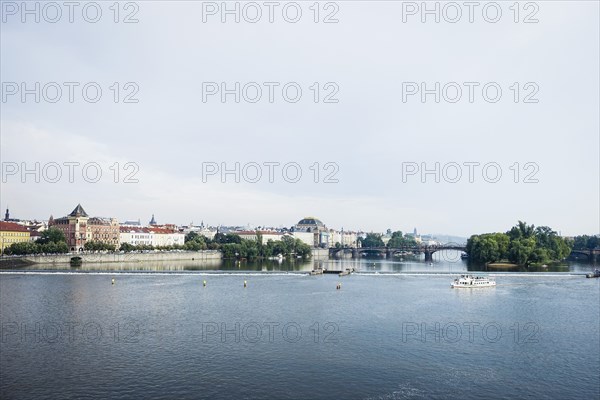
left=329, top=245, right=466, bottom=262
left=570, top=248, right=600, bottom=263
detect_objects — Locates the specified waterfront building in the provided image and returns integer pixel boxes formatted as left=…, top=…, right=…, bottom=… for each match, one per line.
left=119, top=227, right=154, bottom=246
left=89, top=217, right=120, bottom=248
left=49, top=204, right=120, bottom=252
left=149, top=226, right=185, bottom=247
left=236, top=230, right=286, bottom=242
left=119, top=226, right=184, bottom=248
left=328, top=230, right=359, bottom=248
left=291, top=231, right=315, bottom=247
left=0, top=221, right=30, bottom=253
left=293, top=217, right=330, bottom=247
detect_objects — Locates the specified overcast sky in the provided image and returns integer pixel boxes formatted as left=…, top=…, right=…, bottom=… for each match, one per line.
left=1, top=1, right=598, bottom=237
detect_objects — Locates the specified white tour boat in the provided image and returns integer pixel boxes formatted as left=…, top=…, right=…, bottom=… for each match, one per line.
left=451, top=274, right=496, bottom=288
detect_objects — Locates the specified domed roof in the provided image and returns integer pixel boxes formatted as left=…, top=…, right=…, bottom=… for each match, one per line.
left=296, top=217, right=325, bottom=228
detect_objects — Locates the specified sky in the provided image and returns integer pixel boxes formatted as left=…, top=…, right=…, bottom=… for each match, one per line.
left=1, top=1, right=599, bottom=237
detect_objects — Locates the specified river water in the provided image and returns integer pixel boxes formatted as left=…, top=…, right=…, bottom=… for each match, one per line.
left=1, top=256, right=598, bottom=399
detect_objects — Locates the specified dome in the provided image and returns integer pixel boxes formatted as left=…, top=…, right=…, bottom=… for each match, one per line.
left=296, top=217, right=325, bottom=229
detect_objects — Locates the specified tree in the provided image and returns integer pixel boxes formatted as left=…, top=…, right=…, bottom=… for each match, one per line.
left=387, top=231, right=417, bottom=248
left=508, top=237, right=536, bottom=266
left=359, top=233, right=384, bottom=247
left=5, top=241, right=39, bottom=255
left=185, top=231, right=200, bottom=242
left=119, top=243, right=135, bottom=252
left=84, top=241, right=115, bottom=252
left=466, top=233, right=505, bottom=264
left=213, top=233, right=242, bottom=245
left=508, top=221, right=535, bottom=241
left=184, top=232, right=207, bottom=250
left=37, top=228, right=66, bottom=245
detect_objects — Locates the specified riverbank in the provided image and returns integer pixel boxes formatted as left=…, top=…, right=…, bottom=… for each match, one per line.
left=0, top=250, right=222, bottom=267
left=0, top=248, right=329, bottom=268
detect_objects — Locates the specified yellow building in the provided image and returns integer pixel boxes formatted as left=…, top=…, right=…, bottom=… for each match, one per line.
left=0, top=221, right=30, bottom=253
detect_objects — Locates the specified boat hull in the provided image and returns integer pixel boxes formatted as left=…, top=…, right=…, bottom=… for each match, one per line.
left=451, top=282, right=496, bottom=288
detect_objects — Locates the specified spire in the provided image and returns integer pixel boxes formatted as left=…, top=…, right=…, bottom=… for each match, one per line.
left=4, top=207, right=9, bottom=221
left=149, top=214, right=157, bottom=225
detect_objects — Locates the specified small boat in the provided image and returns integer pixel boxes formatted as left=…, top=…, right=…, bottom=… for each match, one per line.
left=339, top=267, right=354, bottom=277
left=309, top=268, right=324, bottom=276
left=586, top=269, right=600, bottom=278
left=451, top=274, right=496, bottom=288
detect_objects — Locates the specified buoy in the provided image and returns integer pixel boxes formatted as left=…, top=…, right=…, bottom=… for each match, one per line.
left=203, top=280, right=207, bottom=287
left=244, top=280, right=247, bottom=288
left=111, top=278, right=115, bottom=285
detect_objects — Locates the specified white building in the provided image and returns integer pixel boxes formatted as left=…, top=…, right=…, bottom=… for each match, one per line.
left=149, top=227, right=185, bottom=247
left=328, top=230, right=359, bottom=248
left=119, top=227, right=185, bottom=247
left=236, top=230, right=286, bottom=243
left=181, top=223, right=217, bottom=240
left=119, top=227, right=153, bottom=246
left=292, top=231, right=315, bottom=247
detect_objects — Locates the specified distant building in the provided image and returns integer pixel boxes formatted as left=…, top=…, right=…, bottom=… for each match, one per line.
left=0, top=221, right=30, bottom=253
left=3, top=207, right=21, bottom=223
left=49, top=204, right=120, bottom=252
left=236, top=230, right=286, bottom=242
left=328, top=229, right=359, bottom=248
left=293, top=217, right=330, bottom=247
left=29, top=231, right=42, bottom=242
left=121, top=219, right=142, bottom=227
left=119, top=227, right=154, bottom=247
left=89, top=217, right=120, bottom=248
left=119, top=226, right=184, bottom=247
left=149, top=226, right=184, bottom=247
left=149, top=214, right=157, bottom=226
left=181, top=223, right=217, bottom=240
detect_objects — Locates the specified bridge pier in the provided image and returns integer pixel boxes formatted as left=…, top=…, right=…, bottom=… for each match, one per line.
left=424, top=251, right=433, bottom=262
left=352, top=249, right=359, bottom=259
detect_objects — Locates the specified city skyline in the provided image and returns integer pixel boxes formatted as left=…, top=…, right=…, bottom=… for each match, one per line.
left=1, top=202, right=595, bottom=239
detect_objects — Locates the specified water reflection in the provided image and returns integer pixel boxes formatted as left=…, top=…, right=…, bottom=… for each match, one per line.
left=4, top=252, right=597, bottom=275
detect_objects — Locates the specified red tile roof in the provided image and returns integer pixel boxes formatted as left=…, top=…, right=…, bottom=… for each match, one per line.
left=0, top=221, right=30, bottom=232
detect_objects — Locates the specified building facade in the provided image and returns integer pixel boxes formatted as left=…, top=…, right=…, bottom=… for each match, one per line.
left=119, top=226, right=185, bottom=248
left=49, top=204, right=120, bottom=252
left=119, top=227, right=154, bottom=246
left=0, top=221, right=30, bottom=253
left=293, top=217, right=330, bottom=247
left=236, top=230, right=286, bottom=243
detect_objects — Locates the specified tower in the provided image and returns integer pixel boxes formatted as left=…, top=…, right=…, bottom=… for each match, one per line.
left=4, top=208, right=9, bottom=221
left=149, top=214, right=157, bottom=226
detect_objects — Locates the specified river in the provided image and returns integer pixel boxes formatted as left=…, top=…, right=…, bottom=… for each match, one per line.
left=1, top=255, right=598, bottom=399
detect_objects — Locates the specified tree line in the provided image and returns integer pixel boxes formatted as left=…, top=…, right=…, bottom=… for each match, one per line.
left=572, top=235, right=599, bottom=250
left=358, top=231, right=418, bottom=248
left=466, top=221, right=572, bottom=266
left=184, top=232, right=312, bottom=260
